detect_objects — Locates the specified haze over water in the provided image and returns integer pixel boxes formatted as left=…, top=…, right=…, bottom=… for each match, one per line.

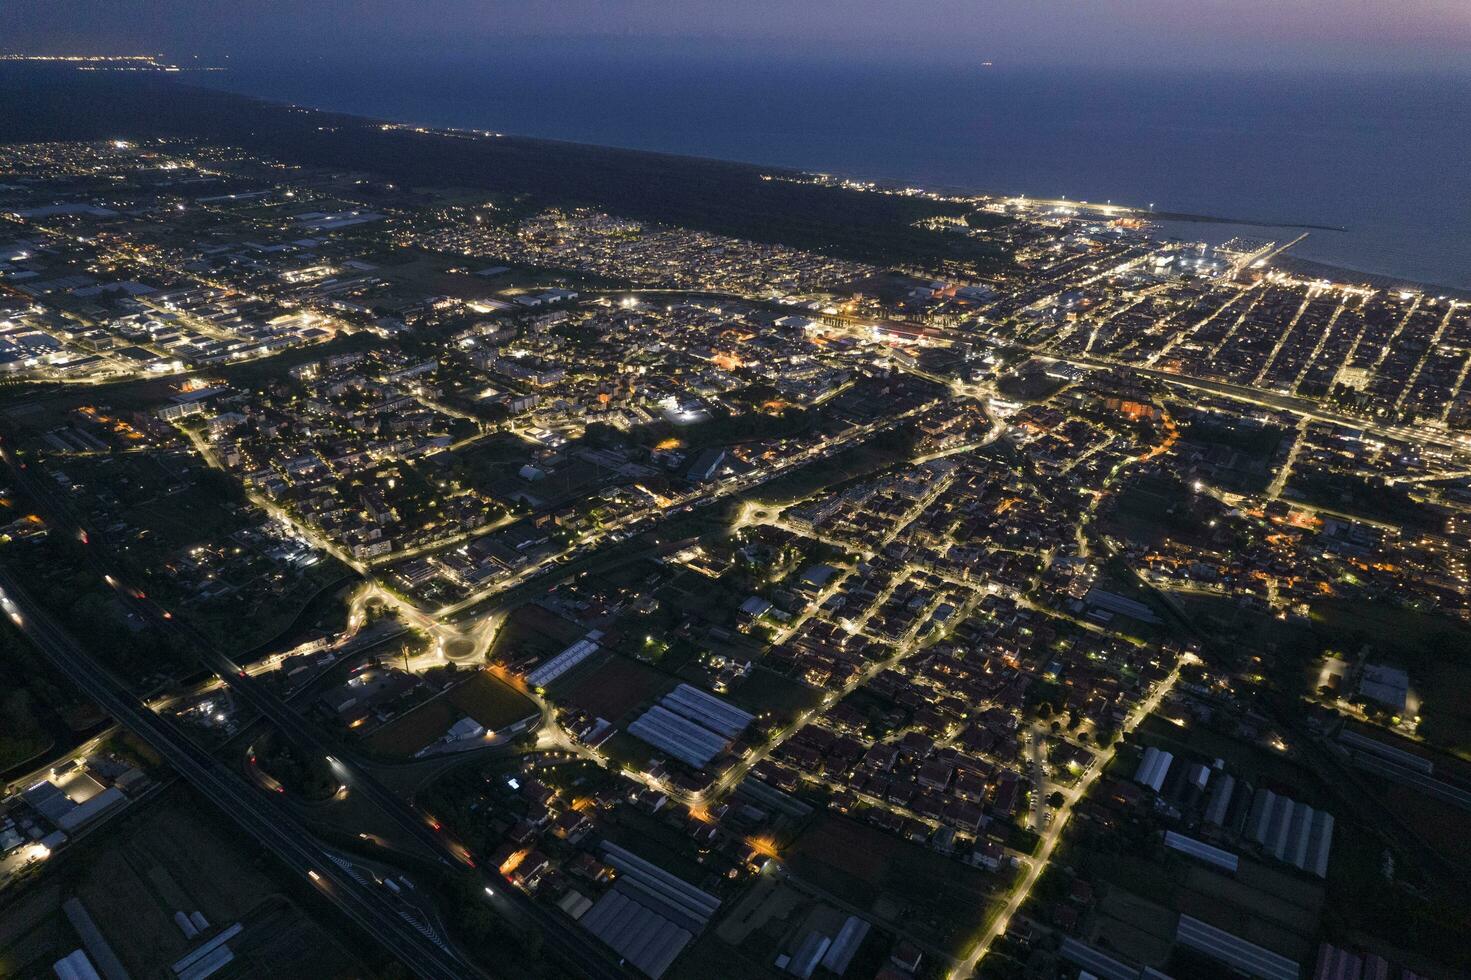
left=199, top=49, right=1471, bottom=288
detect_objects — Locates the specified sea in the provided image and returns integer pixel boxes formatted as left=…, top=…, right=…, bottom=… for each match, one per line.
left=195, top=49, right=1471, bottom=289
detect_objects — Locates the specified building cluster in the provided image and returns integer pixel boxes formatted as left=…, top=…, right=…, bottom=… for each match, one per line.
left=8, top=137, right=1471, bottom=980
left=997, top=239, right=1471, bottom=432
left=38, top=419, right=330, bottom=632
left=197, top=349, right=494, bottom=559
left=411, top=207, right=876, bottom=297
left=454, top=757, right=790, bottom=979
left=1, top=753, right=151, bottom=889
left=0, top=142, right=380, bottom=379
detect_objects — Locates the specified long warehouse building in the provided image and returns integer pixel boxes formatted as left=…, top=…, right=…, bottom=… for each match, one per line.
left=1163, top=831, right=1239, bottom=874
left=628, top=706, right=730, bottom=768
left=1176, top=915, right=1298, bottom=980
left=527, top=631, right=604, bottom=688
left=1246, top=788, right=1334, bottom=878
left=627, top=685, right=753, bottom=769
left=662, top=684, right=754, bottom=739
left=1134, top=746, right=1174, bottom=792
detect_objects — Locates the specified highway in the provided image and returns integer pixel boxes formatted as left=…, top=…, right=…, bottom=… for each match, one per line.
left=1, top=440, right=626, bottom=980
left=0, top=565, right=475, bottom=980
left=195, top=644, right=627, bottom=980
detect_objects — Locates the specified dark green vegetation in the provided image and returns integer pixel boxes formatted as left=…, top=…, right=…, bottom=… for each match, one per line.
left=996, top=368, right=1070, bottom=402
left=584, top=404, right=816, bottom=457
left=2, top=533, right=195, bottom=685
left=440, top=877, right=550, bottom=976
left=785, top=812, right=1004, bottom=958
left=0, top=332, right=384, bottom=422
left=361, top=669, right=537, bottom=760
left=1175, top=412, right=1283, bottom=494
left=0, top=787, right=367, bottom=979
left=749, top=424, right=921, bottom=506
left=725, top=667, right=825, bottom=726
left=252, top=730, right=340, bottom=801
left=1071, top=716, right=1471, bottom=978
left=0, top=621, right=101, bottom=774
left=30, top=447, right=346, bottom=654
left=418, top=761, right=618, bottom=978
left=1308, top=600, right=1471, bottom=753
left=0, top=66, right=1012, bottom=277
left=1320, top=815, right=1471, bottom=975
left=1285, top=470, right=1438, bottom=531
left=1181, top=591, right=1471, bottom=755
left=1104, top=473, right=1223, bottom=550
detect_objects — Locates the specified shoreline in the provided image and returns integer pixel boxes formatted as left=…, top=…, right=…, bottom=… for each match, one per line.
left=1146, top=210, right=1345, bottom=233
left=232, top=75, right=1362, bottom=237
left=190, top=78, right=1468, bottom=292
left=5, top=64, right=1463, bottom=296
left=186, top=72, right=1354, bottom=236
left=1265, top=254, right=1471, bottom=300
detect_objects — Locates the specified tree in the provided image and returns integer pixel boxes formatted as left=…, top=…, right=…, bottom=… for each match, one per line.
left=521, top=924, right=544, bottom=960
left=449, top=879, right=544, bottom=970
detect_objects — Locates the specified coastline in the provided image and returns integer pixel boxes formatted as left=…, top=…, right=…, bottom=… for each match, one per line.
left=172, top=60, right=1470, bottom=290
left=2, top=64, right=1464, bottom=295
left=1266, top=254, right=1471, bottom=300
left=1145, top=211, right=1345, bottom=233
left=194, top=79, right=1360, bottom=263
left=192, top=77, right=1470, bottom=292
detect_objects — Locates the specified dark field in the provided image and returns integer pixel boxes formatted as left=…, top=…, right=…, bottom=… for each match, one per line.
left=786, top=812, right=1003, bottom=956
left=558, top=654, right=673, bottom=723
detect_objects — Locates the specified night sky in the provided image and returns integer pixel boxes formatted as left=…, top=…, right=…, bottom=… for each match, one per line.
left=4, top=0, right=1470, bottom=71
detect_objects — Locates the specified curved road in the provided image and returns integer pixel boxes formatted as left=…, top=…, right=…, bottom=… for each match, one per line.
left=0, top=566, right=475, bottom=980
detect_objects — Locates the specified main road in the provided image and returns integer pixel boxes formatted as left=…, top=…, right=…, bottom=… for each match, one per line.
left=0, top=565, right=477, bottom=980
left=0, top=439, right=626, bottom=980
left=191, top=640, right=627, bottom=980
left=949, top=660, right=1184, bottom=979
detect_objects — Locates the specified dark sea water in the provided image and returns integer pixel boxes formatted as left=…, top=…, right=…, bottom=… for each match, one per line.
left=197, top=50, right=1471, bottom=288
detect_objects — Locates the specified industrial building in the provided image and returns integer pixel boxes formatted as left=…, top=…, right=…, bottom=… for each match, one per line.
left=627, top=684, right=754, bottom=768
left=1175, top=914, right=1299, bottom=980
left=1245, top=788, right=1334, bottom=878
left=1163, top=830, right=1239, bottom=874
left=775, top=915, right=872, bottom=979
left=1133, top=746, right=1174, bottom=793
left=1058, top=936, right=1175, bottom=980
left=578, top=842, right=720, bottom=979
left=1202, top=772, right=1238, bottom=828
left=526, top=631, right=604, bottom=688
left=1357, top=663, right=1409, bottom=713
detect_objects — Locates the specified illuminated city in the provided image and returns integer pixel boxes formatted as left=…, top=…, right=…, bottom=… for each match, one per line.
left=0, top=14, right=1468, bottom=980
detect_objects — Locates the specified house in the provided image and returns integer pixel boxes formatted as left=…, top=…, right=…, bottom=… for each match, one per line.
left=568, top=852, right=613, bottom=884
left=971, top=841, right=1004, bottom=871
left=511, top=849, right=550, bottom=889
left=552, top=810, right=593, bottom=843
left=917, top=760, right=953, bottom=791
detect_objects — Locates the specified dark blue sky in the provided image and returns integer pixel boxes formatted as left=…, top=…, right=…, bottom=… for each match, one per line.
left=4, top=0, right=1470, bottom=71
